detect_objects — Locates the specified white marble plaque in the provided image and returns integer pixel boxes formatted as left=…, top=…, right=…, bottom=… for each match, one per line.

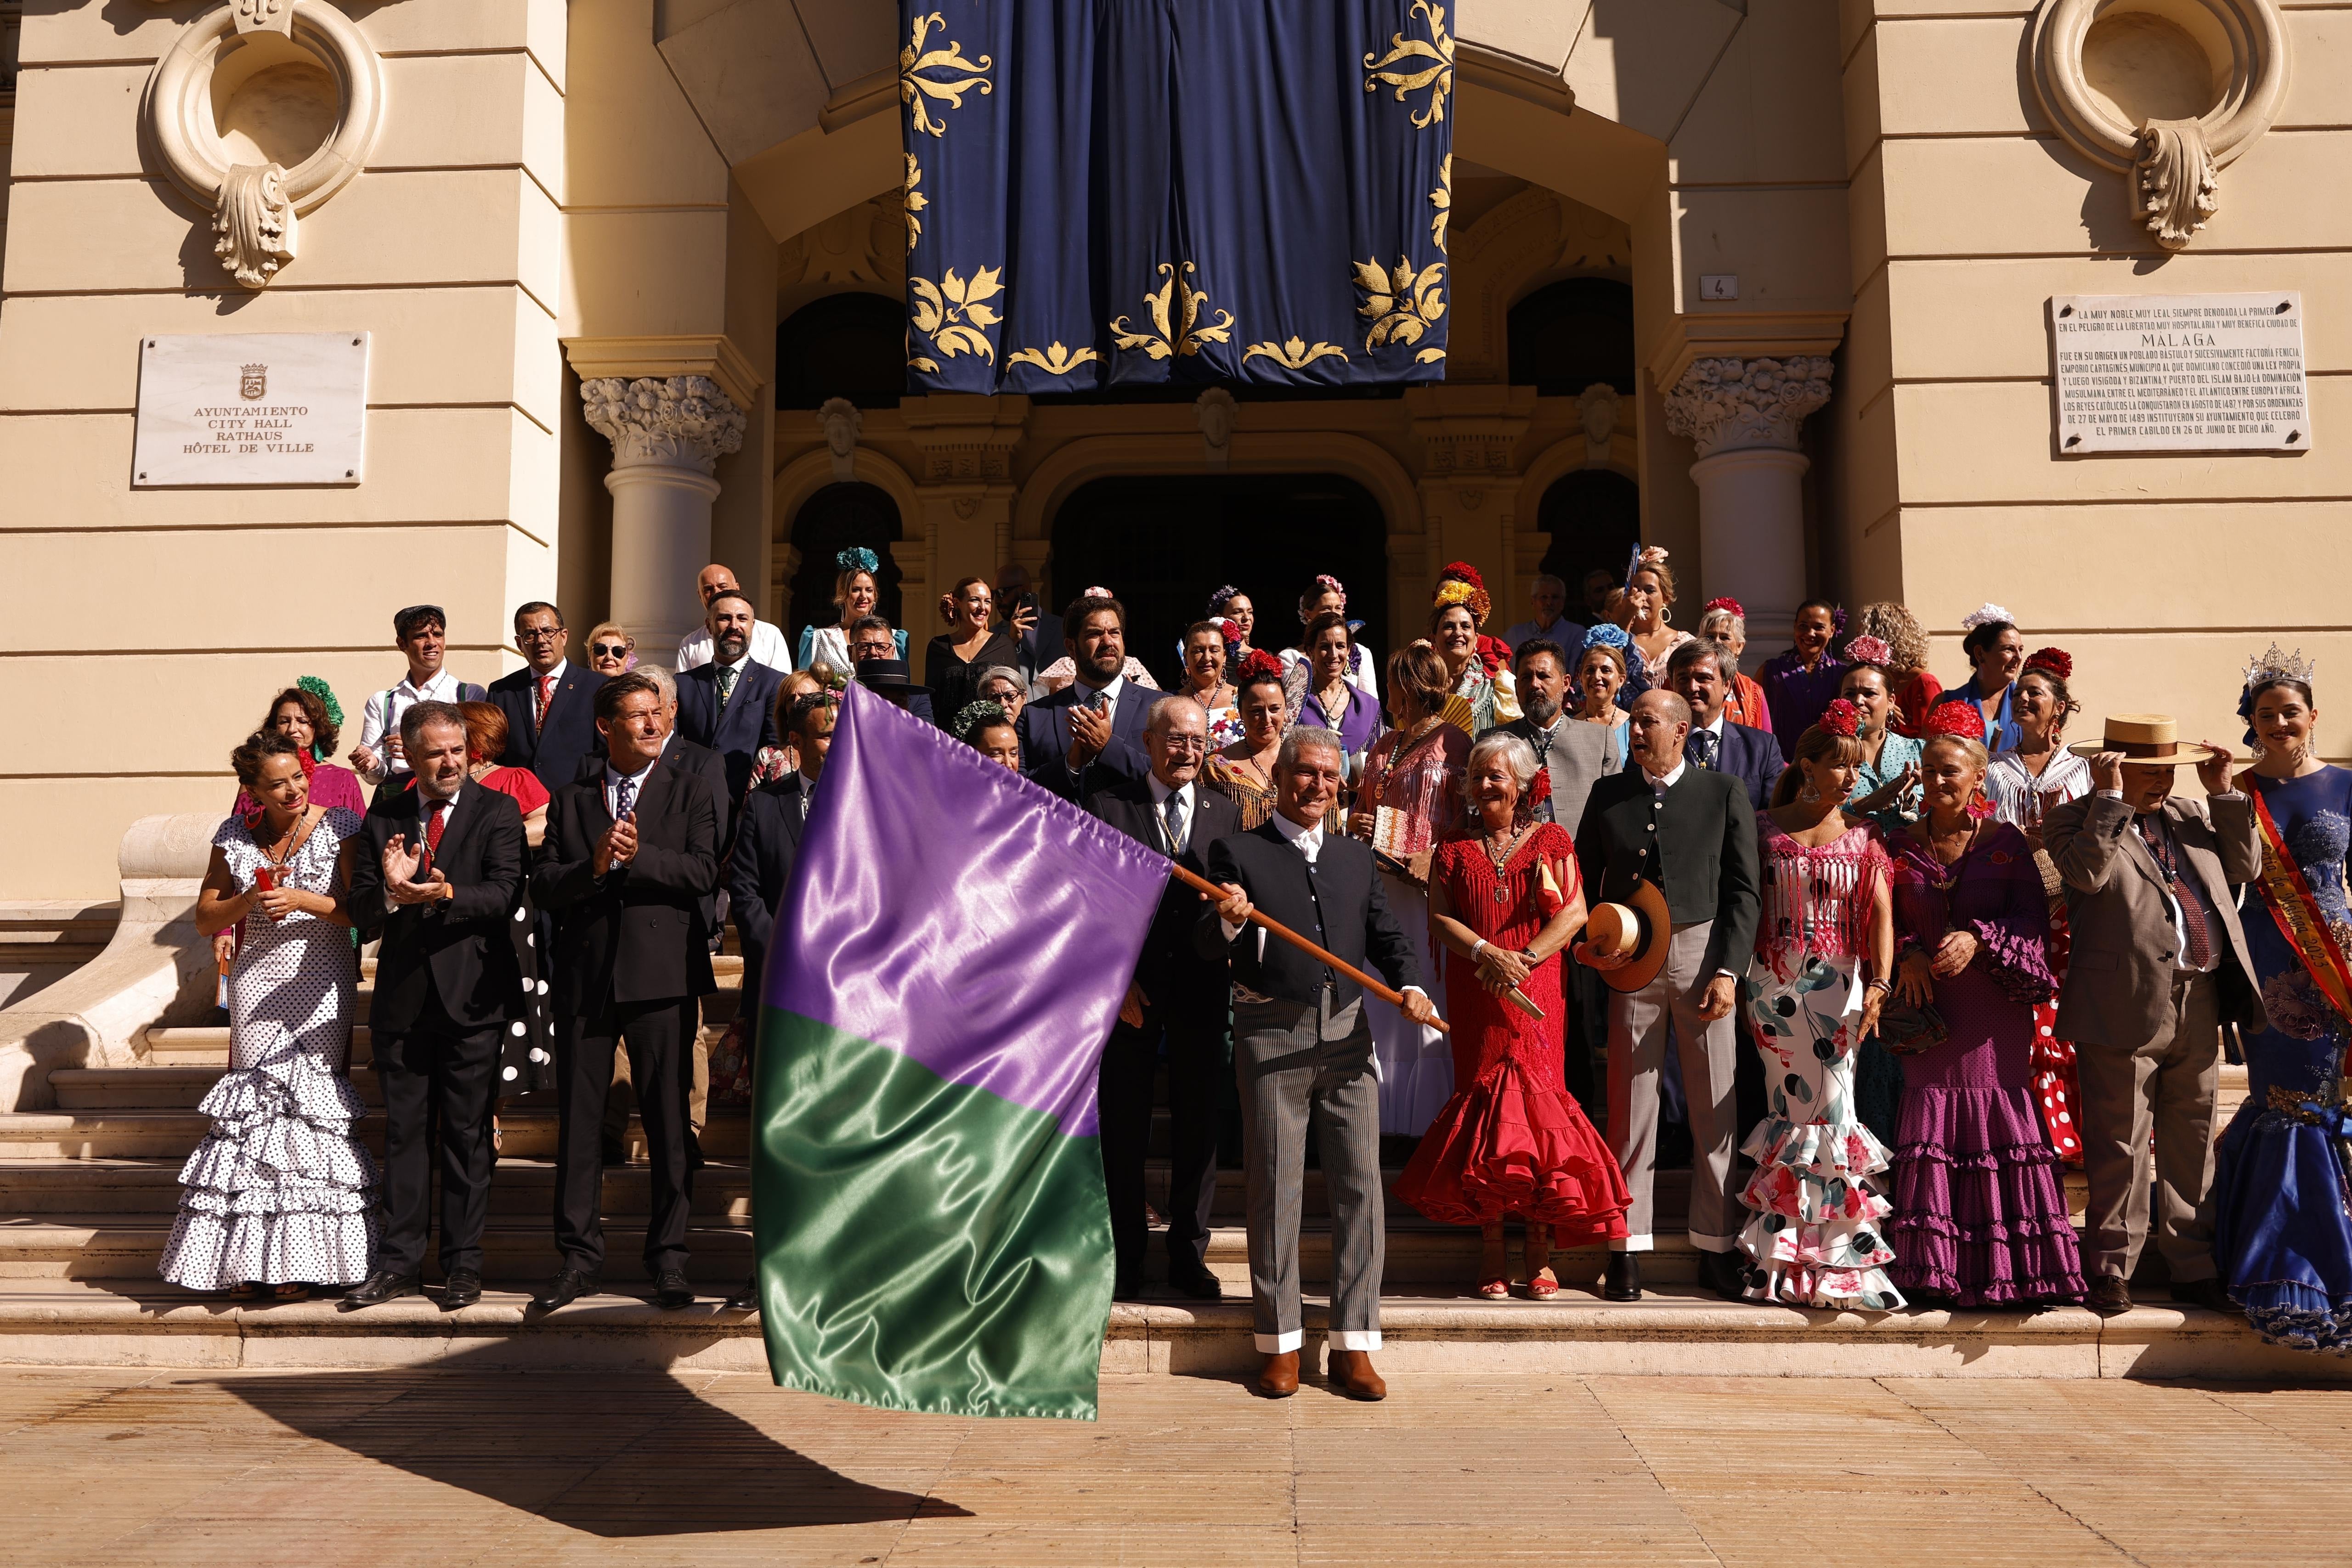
left=132, top=332, right=369, bottom=485
left=2050, top=293, right=2309, bottom=454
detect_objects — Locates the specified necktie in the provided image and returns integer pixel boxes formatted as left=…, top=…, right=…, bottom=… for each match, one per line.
left=2139, top=813, right=2214, bottom=970
left=1529, top=723, right=1558, bottom=824
left=1162, top=789, right=1187, bottom=856
left=535, top=673, right=555, bottom=732
left=612, top=776, right=637, bottom=823
left=1689, top=728, right=1719, bottom=770
left=421, top=800, right=447, bottom=875
left=715, top=665, right=738, bottom=709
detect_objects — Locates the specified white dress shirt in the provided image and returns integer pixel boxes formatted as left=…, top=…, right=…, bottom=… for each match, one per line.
left=677, top=619, right=792, bottom=672
left=356, top=668, right=466, bottom=784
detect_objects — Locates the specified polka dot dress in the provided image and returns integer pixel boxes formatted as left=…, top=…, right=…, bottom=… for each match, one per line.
left=2030, top=915, right=2084, bottom=1165
left=499, top=890, right=555, bottom=1096
left=158, top=809, right=380, bottom=1290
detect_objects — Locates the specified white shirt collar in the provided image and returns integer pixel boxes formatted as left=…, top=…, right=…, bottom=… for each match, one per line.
left=1147, top=774, right=1193, bottom=809
left=1074, top=671, right=1125, bottom=709
left=532, top=658, right=568, bottom=683
left=398, top=669, right=457, bottom=700
left=604, top=756, right=658, bottom=790
left=1270, top=807, right=1324, bottom=862
left=714, top=648, right=753, bottom=675
left=1701, top=712, right=1725, bottom=738
left=1643, top=759, right=1688, bottom=791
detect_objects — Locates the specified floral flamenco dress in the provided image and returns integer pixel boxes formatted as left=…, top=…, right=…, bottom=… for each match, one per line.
left=158, top=809, right=379, bottom=1290
left=1736, top=817, right=1905, bottom=1309
left=1393, top=825, right=1629, bottom=1242
left=2213, top=764, right=2352, bottom=1352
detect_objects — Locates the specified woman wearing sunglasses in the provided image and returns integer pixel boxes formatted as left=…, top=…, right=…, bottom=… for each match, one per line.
left=583, top=623, right=636, bottom=676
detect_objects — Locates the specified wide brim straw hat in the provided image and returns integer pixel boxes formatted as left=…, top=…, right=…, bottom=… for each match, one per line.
left=2065, top=712, right=2207, bottom=766
left=1581, top=879, right=1674, bottom=994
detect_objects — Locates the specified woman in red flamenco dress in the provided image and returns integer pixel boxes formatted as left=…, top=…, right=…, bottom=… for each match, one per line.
left=1393, top=731, right=1630, bottom=1298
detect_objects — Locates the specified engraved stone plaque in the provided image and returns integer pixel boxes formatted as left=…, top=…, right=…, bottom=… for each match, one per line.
left=132, top=331, right=369, bottom=485
left=2050, top=293, right=2309, bottom=454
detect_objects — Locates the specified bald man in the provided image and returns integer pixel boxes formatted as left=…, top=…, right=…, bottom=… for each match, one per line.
left=675, top=563, right=793, bottom=672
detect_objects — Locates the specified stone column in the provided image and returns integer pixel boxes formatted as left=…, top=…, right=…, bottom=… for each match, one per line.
left=1661, top=357, right=1833, bottom=652
left=581, top=375, right=749, bottom=655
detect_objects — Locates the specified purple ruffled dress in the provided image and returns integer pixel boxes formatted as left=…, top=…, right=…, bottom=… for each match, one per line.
left=1886, top=822, right=2086, bottom=1306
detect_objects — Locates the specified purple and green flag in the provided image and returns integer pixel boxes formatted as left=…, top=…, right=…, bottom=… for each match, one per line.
left=750, top=682, right=1168, bottom=1419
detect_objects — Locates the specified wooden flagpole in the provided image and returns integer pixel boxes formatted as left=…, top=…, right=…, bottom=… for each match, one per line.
left=1166, top=861, right=1450, bottom=1035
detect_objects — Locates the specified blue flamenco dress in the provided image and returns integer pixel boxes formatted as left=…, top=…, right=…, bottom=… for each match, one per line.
left=2213, top=765, right=2352, bottom=1353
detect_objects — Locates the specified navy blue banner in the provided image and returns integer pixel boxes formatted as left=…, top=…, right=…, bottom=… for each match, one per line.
left=899, top=1, right=1454, bottom=395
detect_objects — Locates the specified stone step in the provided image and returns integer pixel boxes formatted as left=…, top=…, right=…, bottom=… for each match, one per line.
left=0, top=1277, right=2338, bottom=1382
left=0, top=1110, right=752, bottom=1162
left=50, top=1067, right=384, bottom=1110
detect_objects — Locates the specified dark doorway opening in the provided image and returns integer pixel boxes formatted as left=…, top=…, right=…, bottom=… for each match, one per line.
left=775, top=293, right=905, bottom=411
left=1049, top=475, right=1388, bottom=689
left=1507, top=278, right=1636, bottom=397
left=785, top=482, right=904, bottom=643
left=1536, top=469, right=1641, bottom=609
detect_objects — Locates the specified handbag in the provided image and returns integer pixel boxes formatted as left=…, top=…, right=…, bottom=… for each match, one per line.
left=1874, top=997, right=1949, bottom=1055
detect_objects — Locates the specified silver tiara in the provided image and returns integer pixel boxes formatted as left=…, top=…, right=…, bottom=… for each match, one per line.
left=2245, top=641, right=2316, bottom=688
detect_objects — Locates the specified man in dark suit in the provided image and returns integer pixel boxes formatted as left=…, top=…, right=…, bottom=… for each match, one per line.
left=1668, top=640, right=1785, bottom=812
left=531, top=672, right=721, bottom=1314
left=489, top=601, right=606, bottom=791
left=1021, top=592, right=1161, bottom=800
left=1195, top=725, right=1439, bottom=1402
left=1573, top=689, right=1761, bottom=1304
left=994, top=562, right=1062, bottom=685
left=2044, top=716, right=2261, bottom=1316
left=342, top=700, right=526, bottom=1311
left=1087, top=695, right=1240, bottom=1303
left=674, top=587, right=785, bottom=811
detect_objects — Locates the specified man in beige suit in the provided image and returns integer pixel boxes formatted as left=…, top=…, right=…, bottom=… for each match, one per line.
left=2043, top=714, right=2265, bottom=1316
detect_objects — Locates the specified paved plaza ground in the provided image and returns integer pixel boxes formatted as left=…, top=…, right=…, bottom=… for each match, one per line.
left=3, top=1363, right=2346, bottom=1566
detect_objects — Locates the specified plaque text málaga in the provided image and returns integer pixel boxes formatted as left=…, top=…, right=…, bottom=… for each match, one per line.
left=2049, top=293, right=2310, bottom=455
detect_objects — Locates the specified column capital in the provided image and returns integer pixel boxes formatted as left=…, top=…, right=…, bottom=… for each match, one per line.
left=580, top=374, right=748, bottom=476
left=1662, top=355, right=1833, bottom=460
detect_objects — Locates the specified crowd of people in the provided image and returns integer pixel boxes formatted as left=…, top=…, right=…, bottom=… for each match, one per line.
left=158, top=540, right=2352, bottom=1398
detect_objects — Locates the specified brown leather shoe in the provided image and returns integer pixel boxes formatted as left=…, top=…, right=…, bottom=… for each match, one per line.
left=2086, top=1274, right=2133, bottom=1316
left=1325, top=1348, right=1387, bottom=1401
left=1255, top=1350, right=1299, bottom=1398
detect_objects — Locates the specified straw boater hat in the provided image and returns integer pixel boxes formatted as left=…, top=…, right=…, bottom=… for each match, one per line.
left=2066, top=713, right=2205, bottom=766
left=1578, top=879, right=1674, bottom=994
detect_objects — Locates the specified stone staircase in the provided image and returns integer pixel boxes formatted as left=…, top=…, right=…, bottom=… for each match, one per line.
left=0, top=902, right=118, bottom=1011
left=0, top=944, right=2326, bottom=1382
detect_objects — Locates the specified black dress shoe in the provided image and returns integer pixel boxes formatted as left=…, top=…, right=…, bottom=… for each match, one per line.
left=2086, top=1274, right=2133, bottom=1316
left=1699, top=1250, right=1752, bottom=1301
left=724, top=1278, right=760, bottom=1312
left=1166, top=1263, right=1224, bottom=1302
left=651, top=1269, right=696, bottom=1310
left=341, top=1269, right=421, bottom=1309
left=531, top=1267, right=601, bottom=1312
left=439, top=1269, right=482, bottom=1310
left=2170, top=1277, right=2236, bottom=1315
left=1604, top=1252, right=1642, bottom=1302
left=600, top=1134, right=630, bottom=1166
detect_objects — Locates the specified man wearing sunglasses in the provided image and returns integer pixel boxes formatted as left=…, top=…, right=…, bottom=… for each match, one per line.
left=351, top=605, right=486, bottom=795
left=489, top=601, right=609, bottom=793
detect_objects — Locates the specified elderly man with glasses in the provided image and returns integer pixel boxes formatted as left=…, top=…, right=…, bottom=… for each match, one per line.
left=350, top=604, right=487, bottom=795
left=488, top=601, right=610, bottom=793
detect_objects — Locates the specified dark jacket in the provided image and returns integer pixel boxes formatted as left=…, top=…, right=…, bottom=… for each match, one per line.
left=1574, top=763, right=1761, bottom=978
left=533, top=762, right=721, bottom=1013
left=346, top=780, right=526, bottom=1032
left=727, top=772, right=814, bottom=1015
left=1021, top=679, right=1161, bottom=801
left=2043, top=789, right=2266, bottom=1046
left=1089, top=773, right=1241, bottom=1021
left=675, top=657, right=786, bottom=807
left=1690, top=716, right=1786, bottom=813
left=487, top=663, right=607, bottom=793
left=574, top=729, right=733, bottom=851
left=1192, top=818, right=1419, bottom=1010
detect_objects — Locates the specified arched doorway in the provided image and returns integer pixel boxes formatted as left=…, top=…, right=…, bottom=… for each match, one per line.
left=1049, top=475, right=1388, bottom=688
left=1536, top=469, right=1640, bottom=609
left=786, top=482, right=904, bottom=644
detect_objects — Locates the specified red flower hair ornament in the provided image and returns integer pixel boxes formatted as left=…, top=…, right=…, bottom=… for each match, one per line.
left=1218, top=618, right=1244, bottom=645
left=1818, top=699, right=1860, bottom=739
left=1923, top=702, right=1987, bottom=743
left=1843, top=635, right=1892, bottom=669
left=1702, top=596, right=1744, bottom=618
left=2022, top=646, right=2073, bottom=681
left=1236, top=648, right=1287, bottom=684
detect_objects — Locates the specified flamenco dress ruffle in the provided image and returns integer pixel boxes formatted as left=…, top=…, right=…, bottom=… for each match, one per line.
left=2214, top=1100, right=2352, bottom=1354
left=1887, top=1085, right=2084, bottom=1307
left=1393, top=1054, right=1629, bottom=1241
left=1737, top=1115, right=1905, bottom=1309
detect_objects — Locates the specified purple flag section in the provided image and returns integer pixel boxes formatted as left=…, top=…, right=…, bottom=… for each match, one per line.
left=769, top=682, right=1171, bottom=1137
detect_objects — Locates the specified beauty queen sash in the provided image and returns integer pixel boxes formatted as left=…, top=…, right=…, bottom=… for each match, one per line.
left=2250, top=786, right=2352, bottom=1028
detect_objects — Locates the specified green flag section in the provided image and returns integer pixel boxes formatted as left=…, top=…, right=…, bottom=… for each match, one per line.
left=752, top=1013, right=1115, bottom=1420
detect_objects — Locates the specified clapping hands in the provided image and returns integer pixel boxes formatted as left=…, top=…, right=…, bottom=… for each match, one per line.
left=381, top=834, right=446, bottom=906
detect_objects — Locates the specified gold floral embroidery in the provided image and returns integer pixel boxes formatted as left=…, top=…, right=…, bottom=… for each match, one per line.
left=1430, top=154, right=1452, bottom=253
left=1244, top=337, right=1350, bottom=370
left=1110, top=263, right=1234, bottom=360
left=908, top=265, right=1003, bottom=372
left=903, top=154, right=928, bottom=253
left=901, top=12, right=993, bottom=139
left=1007, top=342, right=1100, bottom=376
left=1415, top=348, right=1447, bottom=363
left=1354, top=257, right=1447, bottom=350
left=1364, top=1, right=1453, bottom=129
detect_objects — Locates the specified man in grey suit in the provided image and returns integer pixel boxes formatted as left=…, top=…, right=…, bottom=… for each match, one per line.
left=2043, top=714, right=2263, bottom=1317
left=1198, top=726, right=1439, bottom=1402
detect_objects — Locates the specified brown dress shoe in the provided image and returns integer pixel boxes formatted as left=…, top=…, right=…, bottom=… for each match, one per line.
left=1255, top=1350, right=1300, bottom=1398
left=2085, top=1274, right=2133, bottom=1316
left=1325, top=1348, right=1387, bottom=1401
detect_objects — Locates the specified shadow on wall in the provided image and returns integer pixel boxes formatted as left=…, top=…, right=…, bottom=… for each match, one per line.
left=215, top=1339, right=974, bottom=1536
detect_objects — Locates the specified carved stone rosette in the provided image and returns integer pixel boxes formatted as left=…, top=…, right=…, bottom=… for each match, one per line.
left=1662, top=357, right=1834, bottom=458
left=144, top=0, right=385, bottom=289
left=581, top=376, right=749, bottom=475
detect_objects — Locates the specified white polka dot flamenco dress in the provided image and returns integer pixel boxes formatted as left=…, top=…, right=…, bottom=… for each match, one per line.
left=158, top=809, right=380, bottom=1290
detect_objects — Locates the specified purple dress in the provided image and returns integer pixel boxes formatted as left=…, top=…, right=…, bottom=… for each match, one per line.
left=1886, top=822, right=2086, bottom=1306
left=1758, top=650, right=1847, bottom=757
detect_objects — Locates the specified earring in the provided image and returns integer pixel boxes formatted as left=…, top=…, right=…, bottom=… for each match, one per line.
left=1659, top=606, right=1672, bottom=626
left=1797, top=780, right=1820, bottom=803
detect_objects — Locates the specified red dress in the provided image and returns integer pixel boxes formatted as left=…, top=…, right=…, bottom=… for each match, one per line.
left=1392, top=824, right=1630, bottom=1240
